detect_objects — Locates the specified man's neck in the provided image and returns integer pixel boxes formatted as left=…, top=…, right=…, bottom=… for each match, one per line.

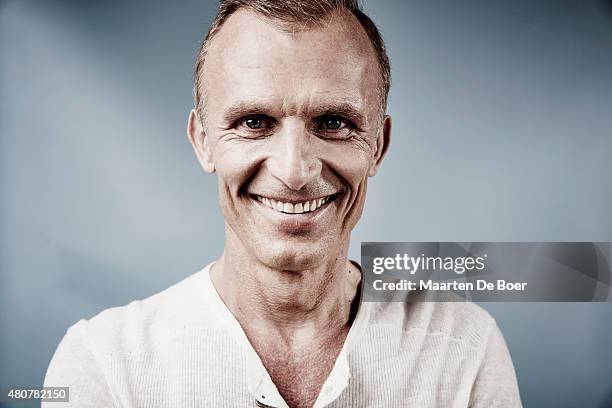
left=209, top=232, right=361, bottom=352
left=209, top=229, right=362, bottom=408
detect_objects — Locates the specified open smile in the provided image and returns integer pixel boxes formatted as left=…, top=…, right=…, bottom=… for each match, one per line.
left=251, top=194, right=339, bottom=214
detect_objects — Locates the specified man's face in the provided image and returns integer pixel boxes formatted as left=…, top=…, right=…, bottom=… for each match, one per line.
left=189, top=9, right=390, bottom=271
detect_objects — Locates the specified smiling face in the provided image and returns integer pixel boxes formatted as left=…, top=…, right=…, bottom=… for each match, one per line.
left=188, top=9, right=390, bottom=271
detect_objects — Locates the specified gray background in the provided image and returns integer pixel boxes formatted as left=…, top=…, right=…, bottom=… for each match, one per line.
left=1, top=0, right=611, bottom=406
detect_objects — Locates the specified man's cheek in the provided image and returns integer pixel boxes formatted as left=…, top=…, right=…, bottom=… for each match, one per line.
left=214, top=161, right=250, bottom=194
left=324, top=143, right=371, bottom=170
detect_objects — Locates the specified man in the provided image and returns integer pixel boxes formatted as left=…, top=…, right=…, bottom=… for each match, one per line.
left=44, top=1, right=522, bottom=407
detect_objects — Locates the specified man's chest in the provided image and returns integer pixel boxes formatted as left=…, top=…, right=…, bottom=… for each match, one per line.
left=261, top=355, right=336, bottom=408
left=103, top=329, right=478, bottom=408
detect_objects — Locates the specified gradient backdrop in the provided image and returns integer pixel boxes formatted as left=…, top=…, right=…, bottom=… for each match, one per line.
left=2, top=0, right=612, bottom=407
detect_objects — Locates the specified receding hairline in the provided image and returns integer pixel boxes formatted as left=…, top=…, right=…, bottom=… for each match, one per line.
left=202, top=8, right=379, bottom=74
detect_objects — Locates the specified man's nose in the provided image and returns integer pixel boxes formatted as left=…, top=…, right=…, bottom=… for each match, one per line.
left=267, top=120, right=321, bottom=191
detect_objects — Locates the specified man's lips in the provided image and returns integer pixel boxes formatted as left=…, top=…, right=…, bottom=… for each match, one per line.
left=251, top=193, right=338, bottom=214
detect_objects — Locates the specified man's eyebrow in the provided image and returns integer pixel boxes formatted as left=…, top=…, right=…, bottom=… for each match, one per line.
left=310, top=102, right=366, bottom=126
left=221, top=102, right=274, bottom=125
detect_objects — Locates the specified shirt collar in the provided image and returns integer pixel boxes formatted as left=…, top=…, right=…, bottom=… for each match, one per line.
left=198, top=261, right=371, bottom=408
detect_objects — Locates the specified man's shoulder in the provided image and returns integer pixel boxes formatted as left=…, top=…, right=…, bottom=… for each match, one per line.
left=367, top=297, right=495, bottom=349
left=72, top=265, right=219, bottom=357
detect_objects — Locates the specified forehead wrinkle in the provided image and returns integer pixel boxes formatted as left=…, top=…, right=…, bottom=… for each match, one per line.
left=224, top=94, right=367, bottom=122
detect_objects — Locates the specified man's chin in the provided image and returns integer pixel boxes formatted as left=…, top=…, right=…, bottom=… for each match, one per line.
left=253, top=240, right=334, bottom=272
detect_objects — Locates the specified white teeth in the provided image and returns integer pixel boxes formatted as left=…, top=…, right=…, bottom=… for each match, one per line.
left=254, top=195, right=334, bottom=214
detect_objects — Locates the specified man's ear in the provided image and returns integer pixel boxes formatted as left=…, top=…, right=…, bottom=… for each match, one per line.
left=187, top=109, right=215, bottom=173
left=368, top=115, right=391, bottom=177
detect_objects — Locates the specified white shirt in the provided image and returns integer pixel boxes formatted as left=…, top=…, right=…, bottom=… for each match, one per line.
left=44, top=262, right=522, bottom=407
